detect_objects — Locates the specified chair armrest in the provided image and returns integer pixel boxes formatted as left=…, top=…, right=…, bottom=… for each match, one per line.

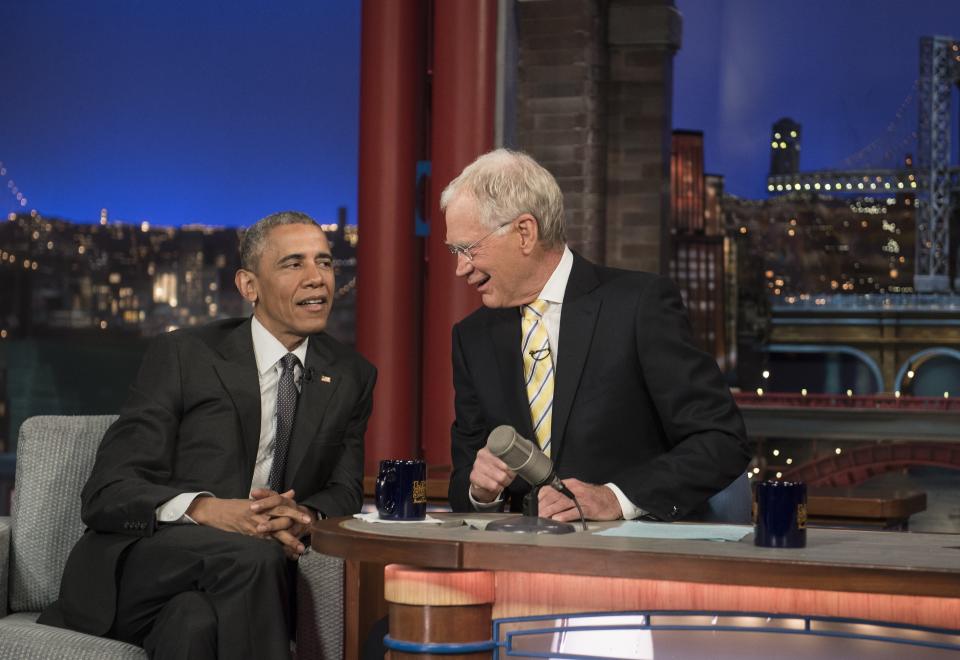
left=296, top=548, right=345, bottom=660
left=0, top=516, right=10, bottom=617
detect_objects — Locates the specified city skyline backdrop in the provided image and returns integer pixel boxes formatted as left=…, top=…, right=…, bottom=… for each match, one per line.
left=1, top=0, right=958, bottom=227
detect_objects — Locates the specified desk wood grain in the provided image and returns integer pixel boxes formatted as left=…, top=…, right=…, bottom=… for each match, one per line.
left=314, top=515, right=960, bottom=598
left=313, top=514, right=960, bottom=652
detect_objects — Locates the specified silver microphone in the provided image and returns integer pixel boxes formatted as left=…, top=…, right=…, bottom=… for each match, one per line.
left=485, top=425, right=574, bottom=499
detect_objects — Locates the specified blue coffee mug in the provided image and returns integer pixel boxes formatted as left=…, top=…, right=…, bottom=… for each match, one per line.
left=753, top=480, right=807, bottom=548
left=375, top=459, right=427, bottom=521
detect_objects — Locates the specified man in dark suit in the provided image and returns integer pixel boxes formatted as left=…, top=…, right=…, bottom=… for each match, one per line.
left=39, top=211, right=376, bottom=659
left=443, top=149, right=749, bottom=522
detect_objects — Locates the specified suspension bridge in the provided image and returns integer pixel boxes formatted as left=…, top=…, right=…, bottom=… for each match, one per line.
left=767, top=36, right=960, bottom=293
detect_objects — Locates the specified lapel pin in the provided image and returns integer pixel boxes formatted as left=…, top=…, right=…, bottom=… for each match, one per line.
left=321, top=375, right=332, bottom=383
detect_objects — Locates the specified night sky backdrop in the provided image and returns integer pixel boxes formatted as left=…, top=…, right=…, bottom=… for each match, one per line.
left=674, top=0, right=960, bottom=198
left=1, top=0, right=958, bottom=226
left=0, top=0, right=361, bottom=227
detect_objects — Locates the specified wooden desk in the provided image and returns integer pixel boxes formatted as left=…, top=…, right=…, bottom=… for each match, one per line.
left=364, top=475, right=929, bottom=528
left=808, top=486, right=927, bottom=529
left=312, top=514, right=960, bottom=657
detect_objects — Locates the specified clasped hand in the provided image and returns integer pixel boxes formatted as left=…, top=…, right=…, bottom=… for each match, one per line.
left=186, top=489, right=316, bottom=559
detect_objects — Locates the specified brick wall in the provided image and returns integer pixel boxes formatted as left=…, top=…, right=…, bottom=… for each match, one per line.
left=605, top=0, right=680, bottom=274
left=514, top=0, right=607, bottom=263
left=513, top=0, right=681, bottom=273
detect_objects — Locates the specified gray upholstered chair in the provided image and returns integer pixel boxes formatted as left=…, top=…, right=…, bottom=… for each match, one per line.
left=0, top=415, right=344, bottom=660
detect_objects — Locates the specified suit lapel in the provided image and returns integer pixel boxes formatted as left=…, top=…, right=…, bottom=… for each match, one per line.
left=489, top=308, right=534, bottom=440
left=285, top=335, right=340, bottom=488
left=552, top=254, right=601, bottom=464
left=213, top=319, right=262, bottom=472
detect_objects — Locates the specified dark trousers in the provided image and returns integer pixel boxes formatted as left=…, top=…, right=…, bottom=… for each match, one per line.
left=109, top=525, right=292, bottom=660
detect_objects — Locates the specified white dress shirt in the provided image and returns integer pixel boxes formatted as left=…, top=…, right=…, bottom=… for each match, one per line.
left=469, top=246, right=644, bottom=519
left=155, top=316, right=308, bottom=523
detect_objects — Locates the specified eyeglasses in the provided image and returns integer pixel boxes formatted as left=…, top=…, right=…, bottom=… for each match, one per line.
left=446, top=220, right=514, bottom=262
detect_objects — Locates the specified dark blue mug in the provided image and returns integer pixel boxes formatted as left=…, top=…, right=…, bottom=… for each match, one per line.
left=753, top=480, right=807, bottom=548
left=375, top=459, right=427, bottom=520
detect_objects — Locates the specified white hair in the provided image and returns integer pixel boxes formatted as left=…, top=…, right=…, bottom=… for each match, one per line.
left=440, top=148, right=566, bottom=247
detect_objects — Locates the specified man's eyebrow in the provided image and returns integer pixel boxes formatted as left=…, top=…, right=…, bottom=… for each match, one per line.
left=276, top=251, right=333, bottom=265
left=276, top=252, right=305, bottom=265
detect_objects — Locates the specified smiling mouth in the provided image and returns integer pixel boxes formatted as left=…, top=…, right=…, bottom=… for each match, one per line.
left=297, top=296, right=328, bottom=308
left=474, top=274, right=491, bottom=289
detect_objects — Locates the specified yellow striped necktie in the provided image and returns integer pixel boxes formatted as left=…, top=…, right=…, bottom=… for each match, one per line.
left=521, top=299, right=554, bottom=457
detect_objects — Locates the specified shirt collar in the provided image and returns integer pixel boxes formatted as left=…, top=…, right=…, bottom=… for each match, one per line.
left=251, top=316, right=309, bottom=377
left=538, top=245, right=574, bottom=305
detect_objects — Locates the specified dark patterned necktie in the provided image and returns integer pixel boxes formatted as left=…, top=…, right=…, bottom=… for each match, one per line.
left=267, top=353, right=301, bottom=492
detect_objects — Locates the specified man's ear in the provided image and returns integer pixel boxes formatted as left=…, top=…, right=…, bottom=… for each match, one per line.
left=516, top=214, right=539, bottom=254
left=235, top=269, right=259, bottom=305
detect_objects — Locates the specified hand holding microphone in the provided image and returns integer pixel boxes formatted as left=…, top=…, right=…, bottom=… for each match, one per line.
left=482, top=425, right=623, bottom=522
left=467, top=446, right=516, bottom=504
left=481, top=425, right=587, bottom=531
left=484, top=425, right=577, bottom=500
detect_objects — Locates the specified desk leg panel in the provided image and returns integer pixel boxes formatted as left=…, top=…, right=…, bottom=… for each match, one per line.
left=388, top=603, right=493, bottom=659
left=344, top=559, right=388, bottom=659
left=492, top=571, right=960, bottom=630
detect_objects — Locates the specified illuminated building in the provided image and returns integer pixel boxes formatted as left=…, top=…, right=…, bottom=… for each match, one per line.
left=669, top=130, right=730, bottom=370
left=723, top=189, right=927, bottom=394
left=671, top=131, right=705, bottom=233
left=724, top=193, right=916, bottom=299
left=704, top=173, right=724, bottom=236
left=769, top=117, right=801, bottom=177
left=671, top=235, right=728, bottom=368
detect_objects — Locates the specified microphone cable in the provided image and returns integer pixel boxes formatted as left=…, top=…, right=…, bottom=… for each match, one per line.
left=552, top=479, right=587, bottom=531
left=569, top=492, right=587, bottom=531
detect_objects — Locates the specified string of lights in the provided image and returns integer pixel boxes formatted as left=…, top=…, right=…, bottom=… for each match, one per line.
left=837, top=79, right=920, bottom=170
left=0, top=160, right=31, bottom=214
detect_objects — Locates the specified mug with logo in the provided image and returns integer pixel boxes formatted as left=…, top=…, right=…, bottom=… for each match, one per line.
left=753, top=480, right=807, bottom=548
left=375, top=459, right=427, bottom=521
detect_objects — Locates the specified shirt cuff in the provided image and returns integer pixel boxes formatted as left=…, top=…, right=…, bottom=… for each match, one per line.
left=468, top=485, right=505, bottom=511
left=604, top=483, right=644, bottom=520
left=156, top=492, right=214, bottom=524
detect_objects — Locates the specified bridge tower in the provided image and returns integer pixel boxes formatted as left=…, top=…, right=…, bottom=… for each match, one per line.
left=769, top=118, right=801, bottom=178
left=915, top=36, right=960, bottom=292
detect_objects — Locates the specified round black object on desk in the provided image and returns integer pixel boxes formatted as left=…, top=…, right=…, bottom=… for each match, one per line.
left=486, top=515, right=576, bottom=534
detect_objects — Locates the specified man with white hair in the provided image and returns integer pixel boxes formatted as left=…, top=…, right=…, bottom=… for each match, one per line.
left=443, top=149, right=749, bottom=521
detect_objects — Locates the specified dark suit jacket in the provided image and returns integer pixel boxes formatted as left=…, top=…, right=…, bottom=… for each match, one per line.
left=39, top=317, right=376, bottom=635
left=448, top=252, right=749, bottom=520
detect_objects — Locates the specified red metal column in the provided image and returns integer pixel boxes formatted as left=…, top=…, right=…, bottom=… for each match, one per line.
left=357, top=0, right=424, bottom=474
left=421, top=0, right=497, bottom=467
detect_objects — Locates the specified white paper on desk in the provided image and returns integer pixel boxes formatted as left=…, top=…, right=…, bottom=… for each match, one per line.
left=594, top=521, right=751, bottom=542
left=353, top=512, right=444, bottom=524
